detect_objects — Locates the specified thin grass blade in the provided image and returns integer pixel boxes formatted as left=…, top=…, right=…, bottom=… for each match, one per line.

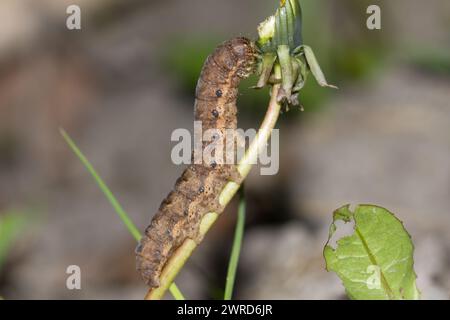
left=224, top=186, right=246, bottom=300
left=60, top=128, right=185, bottom=300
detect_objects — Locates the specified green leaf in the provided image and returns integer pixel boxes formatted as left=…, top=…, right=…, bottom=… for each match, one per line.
left=324, top=204, right=420, bottom=300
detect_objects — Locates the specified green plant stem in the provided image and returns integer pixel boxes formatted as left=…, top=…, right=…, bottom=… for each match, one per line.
left=168, top=283, right=185, bottom=300
left=60, top=129, right=184, bottom=300
left=224, top=185, right=246, bottom=300
left=145, top=68, right=282, bottom=300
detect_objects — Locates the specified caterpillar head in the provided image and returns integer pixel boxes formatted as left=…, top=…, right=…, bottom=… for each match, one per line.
left=229, top=37, right=257, bottom=78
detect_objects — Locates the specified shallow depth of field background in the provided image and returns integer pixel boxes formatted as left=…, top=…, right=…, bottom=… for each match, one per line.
left=0, top=0, right=449, bottom=299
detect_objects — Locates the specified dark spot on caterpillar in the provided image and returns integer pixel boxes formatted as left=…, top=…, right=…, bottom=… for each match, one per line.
left=136, top=37, right=256, bottom=288
left=212, top=133, right=220, bottom=141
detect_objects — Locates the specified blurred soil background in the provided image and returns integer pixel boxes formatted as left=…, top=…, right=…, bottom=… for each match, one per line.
left=0, top=0, right=449, bottom=299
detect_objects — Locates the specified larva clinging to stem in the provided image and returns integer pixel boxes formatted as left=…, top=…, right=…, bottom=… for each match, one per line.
left=136, top=37, right=256, bottom=288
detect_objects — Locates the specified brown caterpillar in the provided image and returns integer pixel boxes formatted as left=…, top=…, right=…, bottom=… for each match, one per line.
left=135, top=37, right=256, bottom=287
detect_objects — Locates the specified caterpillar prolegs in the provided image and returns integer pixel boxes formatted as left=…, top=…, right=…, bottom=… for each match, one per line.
left=136, top=37, right=256, bottom=287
